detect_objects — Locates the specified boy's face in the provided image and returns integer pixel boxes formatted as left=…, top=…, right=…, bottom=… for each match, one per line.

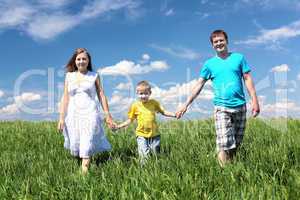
left=136, top=86, right=151, bottom=103
left=212, top=33, right=228, bottom=54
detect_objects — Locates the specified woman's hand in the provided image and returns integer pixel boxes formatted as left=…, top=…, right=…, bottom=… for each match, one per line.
left=57, top=119, right=65, bottom=132
left=105, top=114, right=116, bottom=129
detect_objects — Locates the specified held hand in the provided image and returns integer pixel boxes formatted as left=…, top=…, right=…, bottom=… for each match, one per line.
left=57, top=119, right=65, bottom=132
left=111, top=124, right=120, bottom=133
left=251, top=101, right=260, bottom=118
left=172, top=112, right=177, bottom=118
left=176, top=105, right=187, bottom=119
left=105, top=115, right=116, bottom=129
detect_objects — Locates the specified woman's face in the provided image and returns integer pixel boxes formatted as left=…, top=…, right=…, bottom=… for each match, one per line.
left=75, top=52, right=89, bottom=73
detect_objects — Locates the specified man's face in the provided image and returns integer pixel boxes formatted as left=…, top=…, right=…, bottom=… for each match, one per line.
left=212, top=34, right=228, bottom=54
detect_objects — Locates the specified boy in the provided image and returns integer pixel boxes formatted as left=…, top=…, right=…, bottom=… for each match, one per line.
left=115, top=81, right=176, bottom=163
left=176, top=30, right=260, bottom=167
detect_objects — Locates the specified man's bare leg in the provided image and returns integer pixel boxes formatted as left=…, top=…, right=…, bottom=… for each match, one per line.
left=218, top=150, right=231, bottom=167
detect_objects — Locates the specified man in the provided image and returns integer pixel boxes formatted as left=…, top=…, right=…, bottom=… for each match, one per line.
left=176, top=30, right=260, bottom=167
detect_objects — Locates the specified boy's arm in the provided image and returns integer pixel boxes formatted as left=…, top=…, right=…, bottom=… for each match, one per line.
left=243, top=72, right=260, bottom=117
left=116, top=119, right=132, bottom=129
left=161, top=110, right=176, bottom=118
left=176, top=77, right=207, bottom=118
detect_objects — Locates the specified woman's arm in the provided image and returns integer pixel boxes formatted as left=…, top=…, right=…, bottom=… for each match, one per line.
left=95, top=75, right=115, bottom=128
left=57, top=78, right=69, bottom=131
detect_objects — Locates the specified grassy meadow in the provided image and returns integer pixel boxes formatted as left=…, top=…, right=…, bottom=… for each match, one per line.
left=0, top=119, right=299, bottom=199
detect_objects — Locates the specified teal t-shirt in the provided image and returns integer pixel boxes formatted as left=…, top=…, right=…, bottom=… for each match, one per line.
left=200, top=52, right=251, bottom=108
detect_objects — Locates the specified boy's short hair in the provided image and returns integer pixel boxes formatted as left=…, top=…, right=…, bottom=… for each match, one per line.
left=210, top=29, right=228, bottom=44
left=136, top=80, right=151, bottom=91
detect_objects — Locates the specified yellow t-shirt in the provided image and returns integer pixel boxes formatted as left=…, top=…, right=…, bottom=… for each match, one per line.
left=128, top=99, right=164, bottom=138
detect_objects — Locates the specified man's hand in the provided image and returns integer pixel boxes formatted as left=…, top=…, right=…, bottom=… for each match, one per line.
left=251, top=100, right=260, bottom=117
left=176, top=105, right=187, bottom=119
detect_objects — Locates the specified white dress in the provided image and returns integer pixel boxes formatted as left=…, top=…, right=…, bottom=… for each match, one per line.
left=63, top=71, right=111, bottom=158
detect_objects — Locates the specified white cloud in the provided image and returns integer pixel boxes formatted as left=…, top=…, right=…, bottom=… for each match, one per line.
left=288, top=88, right=296, bottom=93
left=263, top=101, right=300, bottom=115
left=195, top=12, right=210, bottom=20
left=115, top=82, right=132, bottom=90
left=150, top=44, right=201, bottom=60
left=14, top=92, right=42, bottom=102
left=0, top=0, right=140, bottom=40
left=297, top=73, right=300, bottom=80
left=99, top=60, right=143, bottom=75
left=271, top=64, right=290, bottom=72
left=26, top=14, right=79, bottom=40
left=35, top=0, right=72, bottom=9
left=201, top=0, right=209, bottom=4
left=99, top=56, right=169, bottom=75
left=110, top=93, right=133, bottom=105
left=0, top=2, right=34, bottom=27
left=80, top=0, right=136, bottom=19
left=252, top=94, right=300, bottom=118
left=0, top=92, right=42, bottom=114
left=0, top=104, right=19, bottom=114
left=164, top=8, right=174, bottom=16
left=150, top=79, right=213, bottom=116
left=275, top=88, right=295, bottom=94
left=108, top=79, right=213, bottom=118
left=108, top=93, right=134, bottom=115
left=142, top=54, right=150, bottom=60
left=150, top=61, right=168, bottom=70
left=0, top=90, right=4, bottom=98
left=37, top=0, right=72, bottom=8
left=235, top=20, right=300, bottom=46
left=236, top=0, right=300, bottom=10
left=151, top=79, right=213, bottom=104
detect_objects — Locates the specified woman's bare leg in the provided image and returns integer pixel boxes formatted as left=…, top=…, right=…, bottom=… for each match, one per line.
left=81, top=158, right=90, bottom=174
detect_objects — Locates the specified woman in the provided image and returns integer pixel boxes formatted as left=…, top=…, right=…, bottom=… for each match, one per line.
left=58, top=48, right=115, bottom=173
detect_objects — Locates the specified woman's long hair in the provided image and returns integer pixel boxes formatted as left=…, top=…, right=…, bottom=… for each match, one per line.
left=66, top=48, right=93, bottom=72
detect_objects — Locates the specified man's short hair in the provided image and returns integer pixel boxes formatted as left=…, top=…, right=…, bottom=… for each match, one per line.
left=210, top=30, right=228, bottom=44
left=137, top=80, right=151, bottom=91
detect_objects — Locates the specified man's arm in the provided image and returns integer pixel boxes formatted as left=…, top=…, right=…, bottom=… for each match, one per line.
left=176, top=78, right=207, bottom=118
left=243, top=72, right=260, bottom=117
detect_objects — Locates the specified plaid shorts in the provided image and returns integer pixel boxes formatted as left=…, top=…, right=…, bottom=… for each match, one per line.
left=214, top=105, right=247, bottom=152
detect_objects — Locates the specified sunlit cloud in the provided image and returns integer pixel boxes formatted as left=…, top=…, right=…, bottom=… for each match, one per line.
left=98, top=54, right=169, bottom=75
left=270, top=64, right=290, bottom=72
left=0, top=0, right=141, bottom=40
left=235, top=20, right=300, bottom=48
left=0, top=92, right=42, bottom=114
left=150, top=44, right=201, bottom=60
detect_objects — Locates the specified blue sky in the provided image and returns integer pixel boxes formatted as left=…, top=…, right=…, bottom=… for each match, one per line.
left=0, top=0, right=300, bottom=121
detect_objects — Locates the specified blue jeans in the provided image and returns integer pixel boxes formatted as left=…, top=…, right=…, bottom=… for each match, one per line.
left=136, top=135, right=160, bottom=162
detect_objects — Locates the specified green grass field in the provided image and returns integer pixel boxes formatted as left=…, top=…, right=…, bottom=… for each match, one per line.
left=0, top=119, right=299, bottom=199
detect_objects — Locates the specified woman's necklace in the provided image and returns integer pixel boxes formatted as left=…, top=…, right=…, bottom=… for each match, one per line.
left=75, top=71, right=85, bottom=86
